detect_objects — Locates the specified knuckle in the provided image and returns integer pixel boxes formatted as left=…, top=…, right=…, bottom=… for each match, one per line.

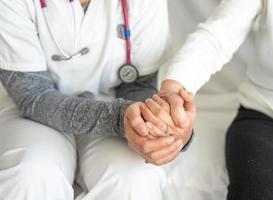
left=155, top=108, right=165, bottom=118
left=141, top=143, right=149, bottom=153
left=174, top=99, right=183, bottom=108
left=171, top=94, right=183, bottom=104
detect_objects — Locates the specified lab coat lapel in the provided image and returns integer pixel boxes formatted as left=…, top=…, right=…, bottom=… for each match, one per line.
left=79, top=0, right=110, bottom=44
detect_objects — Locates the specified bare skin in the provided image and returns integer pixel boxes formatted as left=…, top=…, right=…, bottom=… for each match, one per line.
left=125, top=80, right=196, bottom=165
left=80, top=0, right=90, bottom=5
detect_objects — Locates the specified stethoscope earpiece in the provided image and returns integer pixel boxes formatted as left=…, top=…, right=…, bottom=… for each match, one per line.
left=51, top=55, right=64, bottom=62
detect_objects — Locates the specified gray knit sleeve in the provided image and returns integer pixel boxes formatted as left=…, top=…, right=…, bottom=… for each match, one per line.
left=0, top=69, right=133, bottom=136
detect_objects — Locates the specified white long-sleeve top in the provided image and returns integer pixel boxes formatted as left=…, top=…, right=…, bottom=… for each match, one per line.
left=164, top=0, right=273, bottom=117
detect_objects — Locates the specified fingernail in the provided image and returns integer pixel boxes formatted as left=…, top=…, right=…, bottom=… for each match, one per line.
left=146, top=122, right=153, bottom=129
left=145, top=98, right=151, bottom=103
left=139, top=125, right=148, bottom=135
left=176, top=139, right=183, bottom=148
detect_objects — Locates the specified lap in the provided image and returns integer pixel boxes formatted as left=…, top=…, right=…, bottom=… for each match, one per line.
left=76, top=134, right=167, bottom=200
left=0, top=108, right=76, bottom=184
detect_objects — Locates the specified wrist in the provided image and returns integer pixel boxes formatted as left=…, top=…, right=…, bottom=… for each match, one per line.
left=160, top=79, right=184, bottom=94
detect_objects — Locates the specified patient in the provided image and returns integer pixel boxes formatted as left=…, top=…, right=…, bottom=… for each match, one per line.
left=162, top=0, right=273, bottom=199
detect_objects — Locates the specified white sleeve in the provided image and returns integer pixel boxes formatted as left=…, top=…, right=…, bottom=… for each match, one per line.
left=0, top=0, right=47, bottom=71
left=163, top=0, right=263, bottom=94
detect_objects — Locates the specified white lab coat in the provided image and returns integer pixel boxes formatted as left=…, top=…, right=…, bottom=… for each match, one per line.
left=0, top=0, right=170, bottom=200
left=0, top=0, right=170, bottom=97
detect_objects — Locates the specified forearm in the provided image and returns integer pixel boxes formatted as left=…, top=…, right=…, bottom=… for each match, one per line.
left=0, top=69, right=133, bottom=136
left=164, top=0, right=262, bottom=94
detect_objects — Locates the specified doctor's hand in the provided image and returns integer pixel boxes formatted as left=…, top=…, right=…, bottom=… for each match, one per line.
left=124, top=103, right=184, bottom=165
left=154, top=80, right=196, bottom=145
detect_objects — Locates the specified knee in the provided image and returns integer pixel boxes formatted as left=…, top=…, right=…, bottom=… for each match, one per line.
left=20, top=156, right=70, bottom=187
left=0, top=148, right=74, bottom=200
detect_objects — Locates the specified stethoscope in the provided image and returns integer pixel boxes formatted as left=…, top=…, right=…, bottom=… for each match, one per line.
left=39, top=0, right=139, bottom=83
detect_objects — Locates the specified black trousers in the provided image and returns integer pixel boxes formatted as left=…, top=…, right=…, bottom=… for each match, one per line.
left=226, top=106, right=273, bottom=200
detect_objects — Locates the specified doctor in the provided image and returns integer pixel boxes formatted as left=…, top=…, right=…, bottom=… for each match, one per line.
left=162, top=0, right=273, bottom=199
left=0, top=0, right=194, bottom=200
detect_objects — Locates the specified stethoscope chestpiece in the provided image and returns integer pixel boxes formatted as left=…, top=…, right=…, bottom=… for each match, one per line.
left=118, top=64, right=139, bottom=83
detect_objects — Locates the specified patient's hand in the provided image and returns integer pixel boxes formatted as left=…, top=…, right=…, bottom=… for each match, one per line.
left=155, top=80, right=196, bottom=145
left=159, top=79, right=196, bottom=129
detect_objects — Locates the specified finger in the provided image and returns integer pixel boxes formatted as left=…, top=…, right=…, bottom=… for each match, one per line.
left=140, top=136, right=176, bottom=154
left=140, top=104, right=168, bottom=132
left=179, top=89, right=196, bottom=112
left=146, top=121, right=169, bottom=137
left=125, top=118, right=173, bottom=155
left=145, top=98, right=174, bottom=127
left=146, top=133, right=157, bottom=140
left=152, top=95, right=170, bottom=113
left=166, top=125, right=183, bottom=139
left=146, top=138, right=183, bottom=164
left=152, top=144, right=183, bottom=165
left=126, top=103, right=149, bottom=136
left=166, top=93, right=187, bottom=128
left=124, top=117, right=148, bottom=150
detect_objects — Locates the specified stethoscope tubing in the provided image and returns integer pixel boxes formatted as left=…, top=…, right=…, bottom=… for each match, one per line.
left=121, top=0, right=132, bottom=65
left=40, top=0, right=78, bottom=59
left=39, top=0, right=132, bottom=66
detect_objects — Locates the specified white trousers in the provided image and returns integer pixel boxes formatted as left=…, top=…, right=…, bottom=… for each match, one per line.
left=0, top=107, right=166, bottom=200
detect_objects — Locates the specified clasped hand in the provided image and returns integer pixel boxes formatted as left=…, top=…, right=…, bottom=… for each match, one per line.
left=124, top=80, right=196, bottom=165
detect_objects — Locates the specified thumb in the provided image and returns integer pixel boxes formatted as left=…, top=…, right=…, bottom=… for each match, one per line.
left=125, top=103, right=149, bottom=136
left=179, top=89, right=195, bottom=112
